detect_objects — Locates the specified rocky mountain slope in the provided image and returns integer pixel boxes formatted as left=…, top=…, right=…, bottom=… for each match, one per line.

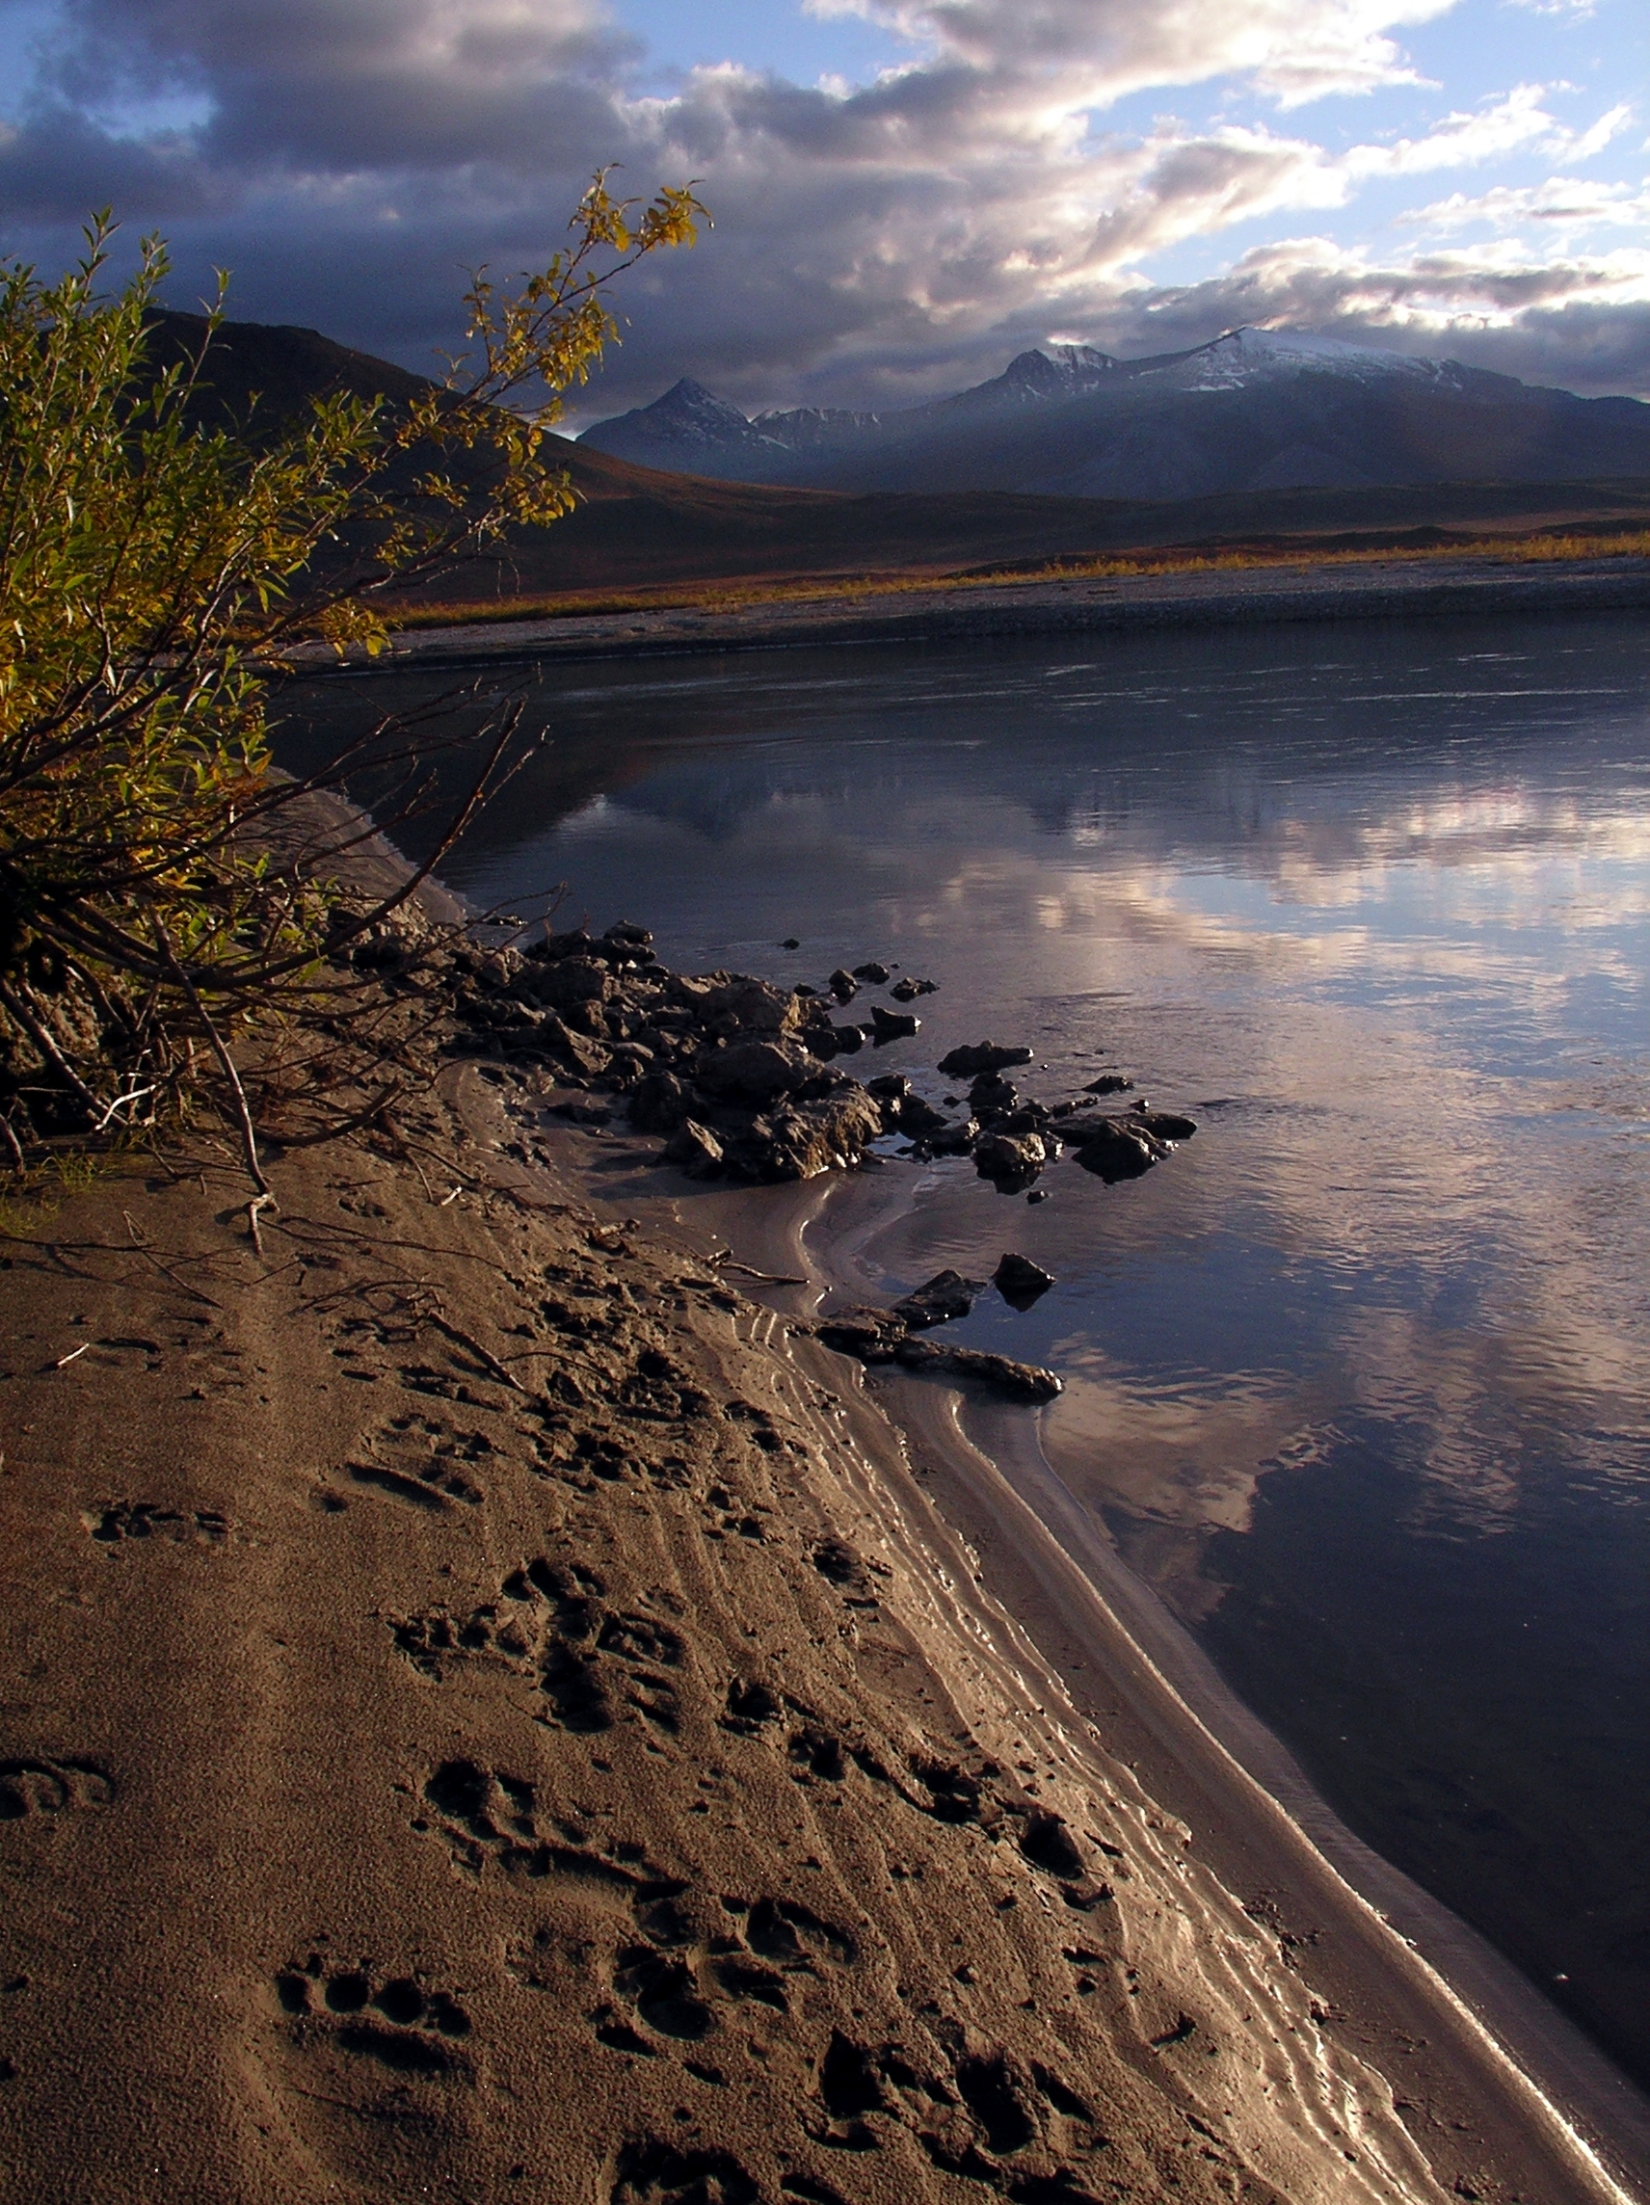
left=579, top=329, right=1650, bottom=501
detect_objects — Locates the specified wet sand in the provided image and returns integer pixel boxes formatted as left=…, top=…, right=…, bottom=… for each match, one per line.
left=579, top=1130, right=1650, bottom=2203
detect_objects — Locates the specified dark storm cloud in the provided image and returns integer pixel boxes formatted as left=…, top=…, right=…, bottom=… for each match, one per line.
left=0, top=0, right=1644, bottom=405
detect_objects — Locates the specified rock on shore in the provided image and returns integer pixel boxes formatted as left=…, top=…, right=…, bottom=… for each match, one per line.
left=442, top=924, right=1196, bottom=1200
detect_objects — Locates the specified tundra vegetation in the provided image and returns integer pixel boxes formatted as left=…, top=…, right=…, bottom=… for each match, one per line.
left=0, top=178, right=702, bottom=1186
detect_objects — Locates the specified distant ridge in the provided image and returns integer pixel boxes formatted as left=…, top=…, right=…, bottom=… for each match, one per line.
left=140, top=309, right=1650, bottom=607
left=580, top=328, right=1650, bottom=500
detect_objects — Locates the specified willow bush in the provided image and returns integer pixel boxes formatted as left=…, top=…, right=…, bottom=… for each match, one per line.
left=0, top=178, right=701, bottom=1173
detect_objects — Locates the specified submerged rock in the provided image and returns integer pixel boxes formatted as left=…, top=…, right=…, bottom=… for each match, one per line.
left=993, top=1253, right=1055, bottom=1308
left=1070, top=1118, right=1162, bottom=1182
left=974, top=1131, right=1048, bottom=1191
left=814, top=1309, right=1061, bottom=1403
left=893, top=1270, right=984, bottom=1330
left=889, top=1336, right=1062, bottom=1403
left=870, top=1005, right=920, bottom=1044
left=939, top=1041, right=1035, bottom=1078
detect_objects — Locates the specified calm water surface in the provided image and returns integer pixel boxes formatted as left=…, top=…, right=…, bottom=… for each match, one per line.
left=290, top=614, right=1650, bottom=2084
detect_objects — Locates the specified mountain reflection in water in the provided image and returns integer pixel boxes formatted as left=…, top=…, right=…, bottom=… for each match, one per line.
left=287, top=613, right=1650, bottom=2087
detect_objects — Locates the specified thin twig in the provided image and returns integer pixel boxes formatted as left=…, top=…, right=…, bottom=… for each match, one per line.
left=708, top=1246, right=807, bottom=1285
left=424, top=1310, right=527, bottom=1393
left=247, top=1191, right=275, bottom=1256
left=151, top=929, right=270, bottom=1197
left=94, top=1082, right=158, bottom=1132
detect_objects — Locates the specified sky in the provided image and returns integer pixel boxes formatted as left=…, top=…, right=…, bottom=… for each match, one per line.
left=0, top=0, right=1646, bottom=421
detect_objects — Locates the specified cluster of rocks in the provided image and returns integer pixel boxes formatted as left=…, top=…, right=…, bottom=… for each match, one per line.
left=445, top=920, right=1195, bottom=1195
left=880, top=1042, right=1196, bottom=1197
left=816, top=1262, right=1065, bottom=1403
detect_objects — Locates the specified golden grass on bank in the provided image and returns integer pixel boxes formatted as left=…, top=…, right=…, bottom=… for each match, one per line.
left=391, top=525, right=1650, bottom=632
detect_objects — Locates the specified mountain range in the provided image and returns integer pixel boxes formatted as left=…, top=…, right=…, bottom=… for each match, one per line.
left=579, top=329, right=1650, bottom=501
left=144, top=310, right=1650, bottom=606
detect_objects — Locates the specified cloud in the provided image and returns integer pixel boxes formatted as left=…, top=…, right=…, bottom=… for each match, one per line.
left=812, top=0, right=1458, bottom=108
left=0, top=0, right=1644, bottom=409
left=1407, top=175, right=1650, bottom=233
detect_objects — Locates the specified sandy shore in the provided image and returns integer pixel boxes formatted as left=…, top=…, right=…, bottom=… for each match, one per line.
left=322, top=553, right=1650, bottom=675
left=3, top=917, right=1647, bottom=2198
left=577, top=1134, right=1650, bottom=2204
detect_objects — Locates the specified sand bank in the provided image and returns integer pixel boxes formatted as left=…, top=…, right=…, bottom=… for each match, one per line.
left=320, top=554, right=1650, bottom=677
left=0, top=1057, right=1637, bottom=2204
left=512, top=1116, right=1650, bottom=2204
left=4, top=834, right=1648, bottom=2202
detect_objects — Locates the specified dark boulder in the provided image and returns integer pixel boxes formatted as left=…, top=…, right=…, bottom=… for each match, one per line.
left=830, top=1022, right=865, bottom=1054
left=1132, top=1108, right=1197, bottom=1142
left=629, top=1071, right=694, bottom=1134
left=1083, top=1073, right=1133, bottom=1095
left=816, top=1310, right=904, bottom=1360
left=924, top=1118, right=979, bottom=1156
left=663, top=1119, right=725, bottom=1178
left=895, top=1095, right=950, bottom=1138
left=742, top=1083, right=886, bottom=1180
left=893, top=1270, right=983, bottom=1330
left=696, top=975, right=809, bottom=1040
left=870, top=1005, right=919, bottom=1044
left=938, top=1041, right=1034, bottom=1078
left=540, top=1016, right=612, bottom=1081
left=694, top=1036, right=818, bottom=1103
left=992, top=1103, right=1052, bottom=1138
left=828, top=969, right=858, bottom=1002
left=852, top=961, right=892, bottom=984
left=974, top=1131, right=1048, bottom=1190
left=890, top=976, right=938, bottom=1001
left=993, top=1253, right=1055, bottom=1308
left=815, top=1313, right=1061, bottom=1402
left=1071, top=1118, right=1162, bottom=1182
left=520, top=955, right=613, bottom=1011
left=889, top=1337, right=1063, bottom=1403
left=969, top=1073, right=1020, bottom=1123
left=535, top=926, right=596, bottom=962
left=603, top=919, right=655, bottom=958
left=865, top=1073, right=911, bottom=1131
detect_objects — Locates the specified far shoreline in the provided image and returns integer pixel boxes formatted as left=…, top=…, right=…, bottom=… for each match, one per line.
left=306, top=550, right=1650, bottom=679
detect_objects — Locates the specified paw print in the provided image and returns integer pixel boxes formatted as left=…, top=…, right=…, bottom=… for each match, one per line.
left=275, top=1957, right=472, bottom=2078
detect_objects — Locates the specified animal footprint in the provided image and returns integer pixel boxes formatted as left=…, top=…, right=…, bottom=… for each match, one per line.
left=340, top=1413, right=491, bottom=1512
left=414, top=1757, right=686, bottom=1905
left=0, top=1758, right=114, bottom=1820
left=737, top=1896, right=856, bottom=1972
left=86, top=1502, right=227, bottom=1547
left=274, top=1958, right=472, bottom=2078
left=607, top=2138, right=762, bottom=2205
left=391, top=1556, right=686, bottom=1737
